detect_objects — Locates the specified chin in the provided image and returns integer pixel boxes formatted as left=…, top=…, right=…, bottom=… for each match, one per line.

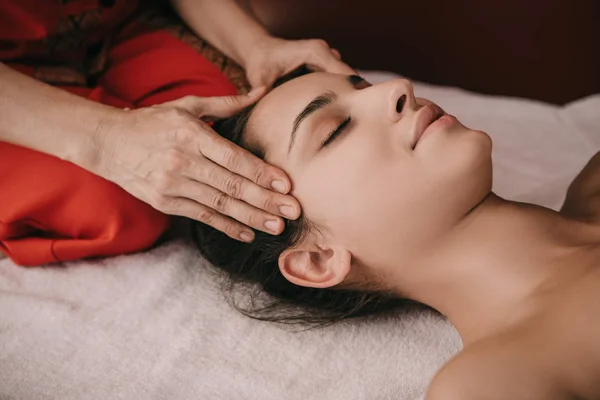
left=436, top=130, right=493, bottom=211
left=426, top=126, right=492, bottom=170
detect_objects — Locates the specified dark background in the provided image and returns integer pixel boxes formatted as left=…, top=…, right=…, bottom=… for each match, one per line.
left=247, top=0, right=600, bottom=104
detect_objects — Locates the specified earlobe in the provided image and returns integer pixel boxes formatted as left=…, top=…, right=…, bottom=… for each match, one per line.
left=278, top=245, right=351, bottom=289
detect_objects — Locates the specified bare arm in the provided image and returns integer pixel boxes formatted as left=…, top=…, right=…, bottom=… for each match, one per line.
left=0, top=62, right=299, bottom=239
left=561, top=150, right=600, bottom=221
left=169, top=0, right=355, bottom=88
left=169, top=0, right=269, bottom=68
left=0, top=62, right=114, bottom=171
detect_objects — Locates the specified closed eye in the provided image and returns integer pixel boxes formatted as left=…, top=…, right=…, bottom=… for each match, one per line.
left=320, top=116, right=352, bottom=148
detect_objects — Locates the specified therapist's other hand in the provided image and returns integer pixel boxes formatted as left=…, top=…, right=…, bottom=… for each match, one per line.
left=244, top=36, right=356, bottom=89
left=95, top=89, right=300, bottom=242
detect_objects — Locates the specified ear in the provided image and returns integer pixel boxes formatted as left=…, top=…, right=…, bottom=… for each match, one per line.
left=278, top=244, right=351, bottom=289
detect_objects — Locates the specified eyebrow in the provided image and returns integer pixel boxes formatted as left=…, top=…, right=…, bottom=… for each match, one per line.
left=288, top=91, right=337, bottom=154
left=287, top=75, right=366, bottom=154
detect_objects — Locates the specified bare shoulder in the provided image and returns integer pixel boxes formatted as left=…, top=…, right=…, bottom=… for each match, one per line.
left=425, top=353, right=473, bottom=400
left=425, top=332, right=566, bottom=400
left=425, top=349, right=493, bottom=400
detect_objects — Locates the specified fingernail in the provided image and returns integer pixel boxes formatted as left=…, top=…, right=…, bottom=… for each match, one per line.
left=240, top=231, right=254, bottom=242
left=271, top=180, right=287, bottom=193
left=279, top=205, right=296, bottom=219
left=264, top=220, right=279, bottom=233
left=247, top=86, right=265, bottom=96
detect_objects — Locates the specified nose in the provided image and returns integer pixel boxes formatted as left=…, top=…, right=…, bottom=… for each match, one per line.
left=355, top=78, right=419, bottom=123
left=387, top=79, right=418, bottom=121
left=352, top=78, right=419, bottom=123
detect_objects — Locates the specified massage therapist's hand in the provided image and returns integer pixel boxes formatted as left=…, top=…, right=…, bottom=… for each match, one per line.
left=244, top=36, right=356, bottom=89
left=95, top=90, right=300, bottom=242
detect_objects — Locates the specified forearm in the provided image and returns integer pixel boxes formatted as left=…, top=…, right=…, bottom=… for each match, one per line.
left=169, top=0, right=271, bottom=67
left=0, top=63, right=116, bottom=170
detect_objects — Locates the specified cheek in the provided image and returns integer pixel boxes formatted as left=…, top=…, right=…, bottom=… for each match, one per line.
left=293, top=141, right=429, bottom=260
left=291, top=128, right=492, bottom=268
left=295, top=142, right=386, bottom=214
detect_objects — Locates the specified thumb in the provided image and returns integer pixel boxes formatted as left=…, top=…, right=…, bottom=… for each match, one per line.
left=247, top=70, right=277, bottom=91
left=168, top=87, right=266, bottom=119
left=307, top=46, right=356, bottom=76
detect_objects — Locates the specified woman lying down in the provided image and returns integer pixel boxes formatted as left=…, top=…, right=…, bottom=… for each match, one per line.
left=194, top=66, right=600, bottom=399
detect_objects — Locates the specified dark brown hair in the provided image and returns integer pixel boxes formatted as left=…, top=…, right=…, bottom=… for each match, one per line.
left=192, top=66, right=422, bottom=327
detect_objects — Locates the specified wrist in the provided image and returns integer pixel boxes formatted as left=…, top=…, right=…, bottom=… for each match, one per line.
left=63, top=105, right=124, bottom=176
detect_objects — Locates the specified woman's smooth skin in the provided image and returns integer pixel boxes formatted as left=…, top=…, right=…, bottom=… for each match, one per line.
left=242, top=72, right=600, bottom=399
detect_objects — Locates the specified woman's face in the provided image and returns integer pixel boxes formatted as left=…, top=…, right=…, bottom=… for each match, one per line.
left=247, top=73, right=492, bottom=280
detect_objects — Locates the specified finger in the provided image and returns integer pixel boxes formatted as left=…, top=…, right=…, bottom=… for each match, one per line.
left=184, top=159, right=301, bottom=220
left=164, top=87, right=266, bottom=119
left=252, top=77, right=275, bottom=91
left=331, top=48, right=341, bottom=60
left=308, top=52, right=356, bottom=75
left=304, top=42, right=356, bottom=75
left=199, top=86, right=267, bottom=119
left=197, top=87, right=266, bottom=118
left=247, top=71, right=273, bottom=91
left=166, top=197, right=256, bottom=242
left=197, top=129, right=292, bottom=194
left=172, top=179, right=286, bottom=235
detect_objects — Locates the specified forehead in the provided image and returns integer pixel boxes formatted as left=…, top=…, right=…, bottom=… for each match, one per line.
left=248, top=72, right=350, bottom=164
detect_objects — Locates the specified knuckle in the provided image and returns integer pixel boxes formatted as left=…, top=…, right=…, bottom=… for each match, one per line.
left=164, top=149, right=186, bottom=172
left=204, top=166, right=220, bottom=185
left=252, top=165, right=266, bottom=184
left=154, top=172, right=174, bottom=193
left=212, top=96, right=242, bottom=116
left=196, top=208, right=217, bottom=225
left=164, top=107, right=184, bottom=120
left=244, top=212, right=261, bottom=230
left=170, top=128, right=192, bottom=144
left=222, top=147, right=241, bottom=169
left=171, top=121, right=199, bottom=144
left=210, top=191, right=230, bottom=213
left=194, top=164, right=209, bottom=183
left=222, top=222, right=243, bottom=239
left=222, top=95, right=241, bottom=109
left=152, top=194, right=171, bottom=210
left=223, top=175, right=244, bottom=198
left=260, top=193, right=275, bottom=212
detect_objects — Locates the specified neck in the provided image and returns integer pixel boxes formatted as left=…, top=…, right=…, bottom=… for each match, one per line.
left=396, top=194, right=600, bottom=345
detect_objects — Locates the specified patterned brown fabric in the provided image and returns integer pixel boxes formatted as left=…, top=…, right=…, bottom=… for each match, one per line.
left=33, top=3, right=251, bottom=94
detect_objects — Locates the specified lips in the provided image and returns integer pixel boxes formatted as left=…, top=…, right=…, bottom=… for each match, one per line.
left=412, top=104, right=445, bottom=149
